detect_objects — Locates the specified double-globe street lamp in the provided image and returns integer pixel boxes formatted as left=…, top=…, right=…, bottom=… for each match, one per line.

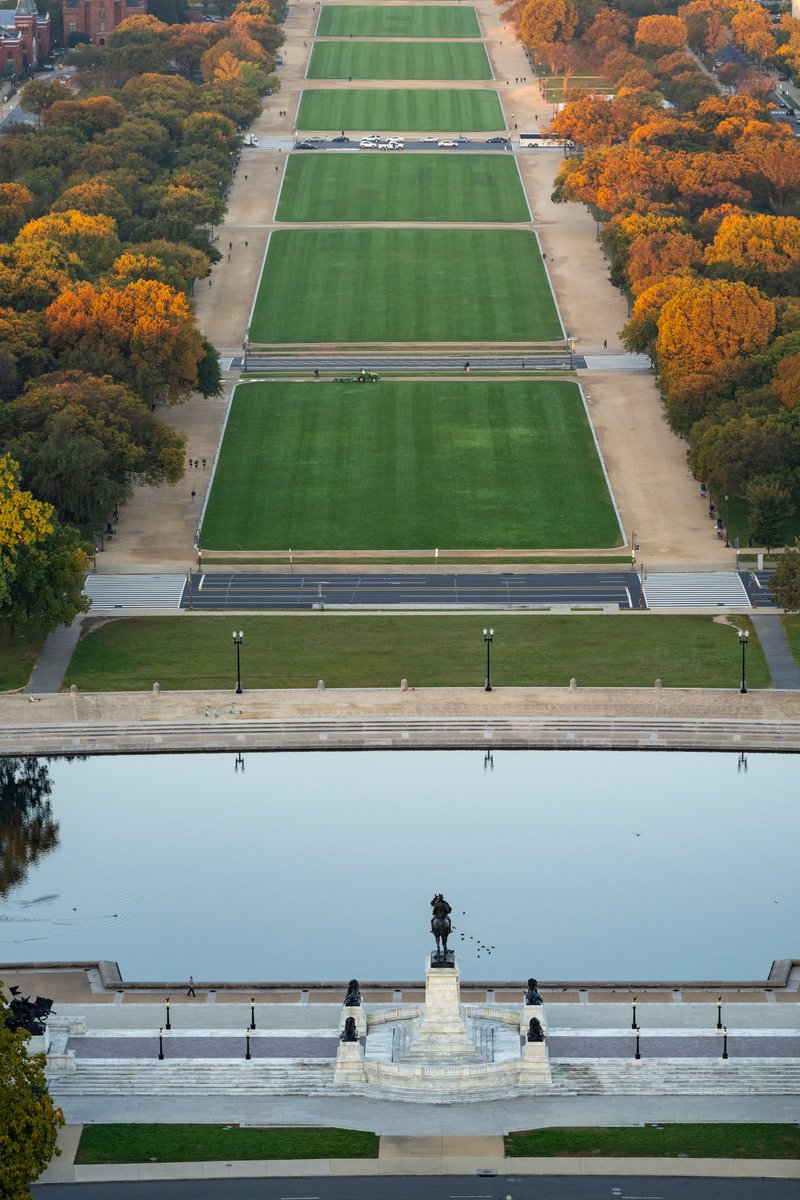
left=483, top=627, right=494, bottom=692
left=233, top=630, right=244, bottom=695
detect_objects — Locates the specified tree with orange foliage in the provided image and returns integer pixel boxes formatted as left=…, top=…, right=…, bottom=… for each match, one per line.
left=45, top=279, right=204, bottom=405
left=731, top=6, right=775, bottom=63
left=582, top=8, right=631, bottom=64
left=518, top=0, right=576, bottom=49
left=635, top=14, right=688, bottom=52
left=627, top=229, right=704, bottom=295
left=777, top=14, right=800, bottom=76
left=706, top=213, right=800, bottom=277
left=622, top=275, right=696, bottom=359
left=51, top=180, right=131, bottom=224
left=657, top=279, right=775, bottom=380
left=772, top=354, right=800, bottom=409
left=549, top=95, right=656, bottom=148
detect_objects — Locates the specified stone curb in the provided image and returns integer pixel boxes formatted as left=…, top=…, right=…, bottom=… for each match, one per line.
left=41, top=1156, right=800, bottom=1183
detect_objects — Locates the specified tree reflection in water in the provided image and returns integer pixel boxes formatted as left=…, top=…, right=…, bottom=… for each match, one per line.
left=0, top=757, right=59, bottom=896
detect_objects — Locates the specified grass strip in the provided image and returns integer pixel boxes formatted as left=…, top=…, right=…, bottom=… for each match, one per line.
left=64, top=614, right=770, bottom=692
left=275, top=154, right=528, bottom=223
left=75, top=1125, right=379, bottom=1164
left=297, top=88, right=504, bottom=133
left=316, top=5, right=481, bottom=38
left=307, top=40, right=492, bottom=80
left=250, top=232, right=560, bottom=344
left=505, top=1124, right=800, bottom=1159
left=198, top=381, right=616, bottom=551
left=0, top=623, right=47, bottom=692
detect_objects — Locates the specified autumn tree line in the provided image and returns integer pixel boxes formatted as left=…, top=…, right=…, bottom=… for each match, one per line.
left=502, top=0, right=800, bottom=553
left=0, top=6, right=283, bottom=640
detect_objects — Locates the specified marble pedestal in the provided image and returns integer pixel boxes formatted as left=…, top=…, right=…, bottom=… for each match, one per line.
left=332, top=1038, right=367, bottom=1086
left=404, top=956, right=482, bottom=1064
left=521, top=1003, right=548, bottom=1035
left=518, top=1038, right=552, bottom=1087
left=339, top=1004, right=367, bottom=1037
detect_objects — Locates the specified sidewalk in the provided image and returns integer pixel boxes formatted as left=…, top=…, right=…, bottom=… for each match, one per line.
left=37, top=1129, right=800, bottom=1184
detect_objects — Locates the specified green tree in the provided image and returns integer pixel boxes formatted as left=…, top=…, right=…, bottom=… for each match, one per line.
left=197, top=335, right=222, bottom=397
left=746, top=476, right=795, bottom=553
left=1, top=522, right=90, bottom=642
left=771, top=539, right=800, bottom=611
left=0, top=986, right=64, bottom=1198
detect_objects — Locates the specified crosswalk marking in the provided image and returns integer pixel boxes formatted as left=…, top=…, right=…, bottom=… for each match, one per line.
left=643, top=572, right=750, bottom=610
left=84, top=574, right=186, bottom=611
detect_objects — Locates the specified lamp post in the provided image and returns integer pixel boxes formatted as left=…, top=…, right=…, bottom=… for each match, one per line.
left=717, top=996, right=723, bottom=1030
left=232, top=630, right=243, bottom=694
left=724, top=493, right=730, bottom=547
left=722, top=1026, right=729, bottom=1060
left=739, top=629, right=749, bottom=694
left=165, top=997, right=171, bottom=1031
left=631, top=996, right=638, bottom=1030
left=245, top=1028, right=252, bottom=1060
left=634, top=1029, right=641, bottom=1060
left=250, top=997, right=256, bottom=1030
left=158, top=1028, right=165, bottom=1061
left=483, top=627, right=494, bottom=692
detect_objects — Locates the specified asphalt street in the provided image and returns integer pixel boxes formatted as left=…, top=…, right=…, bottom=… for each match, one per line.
left=185, top=572, right=643, bottom=610
left=32, top=1177, right=800, bottom=1200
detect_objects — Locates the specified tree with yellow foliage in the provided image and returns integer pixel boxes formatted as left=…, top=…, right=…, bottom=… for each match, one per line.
left=627, top=229, right=704, bottom=295
left=731, top=5, right=776, bottom=63
left=16, top=211, right=121, bottom=281
left=706, top=213, right=800, bottom=277
left=518, top=0, right=576, bottom=49
left=657, top=279, right=775, bottom=380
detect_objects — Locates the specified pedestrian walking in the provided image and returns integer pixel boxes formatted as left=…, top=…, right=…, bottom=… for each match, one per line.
left=314, top=368, right=320, bottom=380
left=464, top=360, right=470, bottom=373
left=202, top=458, right=207, bottom=469
left=188, top=455, right=192, bottom=468
left=194, top=459, right=199, bottom=469
left=245, top=240, right=249, bottom=248
left=229, top=242, right=232, bottom=251
left=276, top=165, right=279, bottom=171
left=187, top=976, right=196, bottom=997
left=191, top=489, right=196, bottom=501
left=227, top=253, right=231, bottom=262
left=244, top=174, right=248, bottom=181
left=603, top=339, right=608, bottom=350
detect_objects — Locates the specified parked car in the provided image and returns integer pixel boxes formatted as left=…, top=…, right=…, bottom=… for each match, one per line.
left=486, top=135, right=509, bottom=144
left=295, top=141, right=320, bottom=149
left=304, top=136, right=326, bottom=143
left=437, top=139, right=458, bottom=147
left=420, top=136, right=438, bottom=143
left=243, top=133, right=258, bottom=147
left=331, top=135, right=351, bottom=143
left=359, top=138, right=379, bottom=148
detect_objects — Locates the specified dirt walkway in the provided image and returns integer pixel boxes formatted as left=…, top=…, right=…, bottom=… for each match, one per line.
left=102, top=0, right=731, bottom=571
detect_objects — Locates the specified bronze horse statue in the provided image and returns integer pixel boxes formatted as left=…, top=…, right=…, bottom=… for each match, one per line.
left=431, top=893, right=453, bottom=959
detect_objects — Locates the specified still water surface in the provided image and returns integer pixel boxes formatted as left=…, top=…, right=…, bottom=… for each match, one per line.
left=0, top=750, right=796, bottom=983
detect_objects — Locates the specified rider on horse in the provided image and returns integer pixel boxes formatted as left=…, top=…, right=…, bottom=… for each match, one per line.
left=431, top=893, right=453, bottom=956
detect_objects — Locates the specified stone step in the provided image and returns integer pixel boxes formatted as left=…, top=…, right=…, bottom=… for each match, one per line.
left=551, top=1060, right=800, bottom=1095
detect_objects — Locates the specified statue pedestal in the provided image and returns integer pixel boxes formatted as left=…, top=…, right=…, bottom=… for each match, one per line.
left=333, top=1038, right=367, bottom=1087
left=519, top=1038, right=551, bottom=1087
left=404, top=956, right=482, bottom=1064
left=521, top=1003, right=547, bottom=1035
left=339, top=1004, right=367, bottom=1037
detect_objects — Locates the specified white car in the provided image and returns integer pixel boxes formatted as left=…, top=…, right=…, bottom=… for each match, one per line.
left=420, top=136, right=438, bottom=143
left=380, top=142, right=403, bottom=150
left=437, top=139, right=458, bottom=147
left=359, top=138, right=379, bottom=148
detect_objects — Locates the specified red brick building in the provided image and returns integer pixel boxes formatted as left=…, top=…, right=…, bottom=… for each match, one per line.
left=0, top=0, right=51, bottom=77
left=60, top=0, right=147, bottom=46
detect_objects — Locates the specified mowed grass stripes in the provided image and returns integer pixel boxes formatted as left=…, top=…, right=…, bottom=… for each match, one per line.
left=275, top=155, right=529, bottom=222
left=249, top=229, right=561, bottom=343
left=307, top=41, right=492, bottom=79
left=200, top=381, right=622, bottom=550
left=297, top=88, right=504, bottom=132
left=316, top=5, right=481, bottom=38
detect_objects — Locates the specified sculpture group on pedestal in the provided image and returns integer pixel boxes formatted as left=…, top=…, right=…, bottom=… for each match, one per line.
left=4, top=986, right=54, bottom=1036
left=430, top=893, right=455, bottom=967
left=340, top=1015, right=359, bottom=1042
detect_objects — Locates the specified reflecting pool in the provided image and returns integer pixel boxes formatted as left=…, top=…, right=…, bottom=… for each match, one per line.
left=0, top=750, right=796, bottom=982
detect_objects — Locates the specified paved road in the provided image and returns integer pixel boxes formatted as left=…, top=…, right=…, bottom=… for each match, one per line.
left=234, top=354, right=588, bottom=372
left=32, top=1176, right=800, bottom=1199
left=185, top=572, right=643, bottom=610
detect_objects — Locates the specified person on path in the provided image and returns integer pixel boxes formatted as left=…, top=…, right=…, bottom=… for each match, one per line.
left=191, top=489, right=196, bottom=501
left=187, top=976, right=196, bottom=997
left=314, top=368, right=320, bottom=380
left=603, top=339, right=608, bottom=350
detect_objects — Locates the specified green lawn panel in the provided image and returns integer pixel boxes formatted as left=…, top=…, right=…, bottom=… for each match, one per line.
left=307, top=41, right=492, bottom=79
left=297, top=89, right=504, bottom=132
left=506, top=1125, right=800, bottom=1159
left=199, top=380, right=618, bottom=550
left=76, top=1126, right=379, bottom=1164
left=250, top=229, right=560, bottom=343
left=316, top=5, right=481, bottom=38
left=64, top=615, right=771, bottom=692
left=275, top=154, right=528, bottom=222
